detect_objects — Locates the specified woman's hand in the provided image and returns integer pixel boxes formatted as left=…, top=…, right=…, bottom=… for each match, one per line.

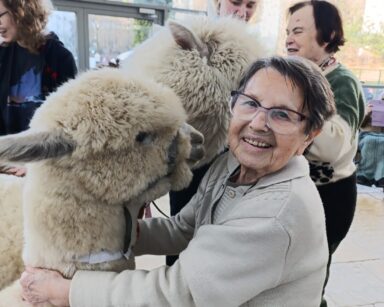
left=20, top=266, right=71, bottom=307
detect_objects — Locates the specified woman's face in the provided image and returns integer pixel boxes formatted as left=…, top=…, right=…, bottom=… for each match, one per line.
left=218, top=0, right=257, bottom=22
left=0, top=1, right=17, bottom=44
left=228, top=68, right=313, bottom=184
left=285, top=5, right=328, bottom=65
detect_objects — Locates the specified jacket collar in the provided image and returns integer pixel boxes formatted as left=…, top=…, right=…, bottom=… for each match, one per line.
left=226, top=151, right=309, bottom=189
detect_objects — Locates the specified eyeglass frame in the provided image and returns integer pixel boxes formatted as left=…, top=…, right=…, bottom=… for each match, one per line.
left=0, top=10, right=9, bottom=20
left=229, top=90, right=307, bottom=134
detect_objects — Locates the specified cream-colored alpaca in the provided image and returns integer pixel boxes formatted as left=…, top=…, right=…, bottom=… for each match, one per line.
left=0, top=68, right=204, bottom=306
left=0, top=175, right=24, bottom=290
left=122, top=17, right=267, bottom=167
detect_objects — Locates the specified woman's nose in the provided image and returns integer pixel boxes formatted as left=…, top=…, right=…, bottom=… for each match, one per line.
left=286, top=34, right=294, bottom=46
left=249, top=109, right=269, bottom=131
left=235, top=6, right=247, bottom=20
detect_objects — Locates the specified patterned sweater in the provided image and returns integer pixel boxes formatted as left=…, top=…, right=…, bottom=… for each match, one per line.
left=306, top=64, right=365, bottom=185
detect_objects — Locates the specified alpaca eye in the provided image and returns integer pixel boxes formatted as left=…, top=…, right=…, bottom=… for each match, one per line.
left=135, top=132, right=155, bottom=145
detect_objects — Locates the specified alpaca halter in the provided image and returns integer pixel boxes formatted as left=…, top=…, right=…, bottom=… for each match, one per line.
left=75, top=206, right=134, bottom=264
left=75, top=248, right=133, bottom=264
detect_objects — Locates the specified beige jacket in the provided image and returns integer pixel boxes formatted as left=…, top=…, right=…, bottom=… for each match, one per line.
left=70, top=152, right=328, bottom=307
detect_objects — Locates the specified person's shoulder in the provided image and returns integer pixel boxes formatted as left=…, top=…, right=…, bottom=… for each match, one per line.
left=44, top=32, right=72, bottom=55
left=276, top=175, right=323, bottom=225
left=328, top=64, right=361, bottom=86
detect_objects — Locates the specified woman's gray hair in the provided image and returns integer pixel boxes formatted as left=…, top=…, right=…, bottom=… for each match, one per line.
left=237, top=56, right=336, bottom=134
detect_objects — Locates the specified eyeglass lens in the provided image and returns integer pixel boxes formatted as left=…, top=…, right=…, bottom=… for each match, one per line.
left=231, top=92, right=303, bottom=135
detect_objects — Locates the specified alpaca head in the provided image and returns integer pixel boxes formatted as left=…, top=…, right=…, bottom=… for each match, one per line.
left=0, top=68, right=204, bottom=205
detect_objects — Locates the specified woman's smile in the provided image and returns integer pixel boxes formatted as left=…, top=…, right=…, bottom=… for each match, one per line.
left=242, top=136, right=272, bottom=149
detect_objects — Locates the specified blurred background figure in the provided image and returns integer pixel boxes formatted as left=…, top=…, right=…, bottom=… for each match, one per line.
left=286, top=1, right=366, bottom=306
left=209, top=0, right=258, bottom=22
left=0, top=0, right=77, bottom=176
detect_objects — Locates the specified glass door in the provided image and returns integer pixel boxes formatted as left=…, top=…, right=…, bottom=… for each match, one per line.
left=88, top=14, right=152, bottom=69
left=50, top=0, right=166, bottom=71
left=47, top=10, right=79, bottom=68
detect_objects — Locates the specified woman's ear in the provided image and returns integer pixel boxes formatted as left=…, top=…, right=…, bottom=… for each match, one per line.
left=295, top=129, right=321, bottom=156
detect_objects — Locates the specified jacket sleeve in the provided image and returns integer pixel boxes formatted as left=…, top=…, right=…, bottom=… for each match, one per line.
left=132, top=197, right=198, bottom=256
left=70, top=263, right=195, bottom=307
left=69, top=216, right=289, bottom=307
left=328, top=71, right=365, bottom=132
left=132, top=162, right=213, bottom=256
left=305, top=114, right=355, bottom=164
left=56, top=47, right=77, bottom=84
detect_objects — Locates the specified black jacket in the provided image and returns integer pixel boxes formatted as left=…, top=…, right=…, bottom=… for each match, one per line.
left=0, top=32, right=77, bottom=135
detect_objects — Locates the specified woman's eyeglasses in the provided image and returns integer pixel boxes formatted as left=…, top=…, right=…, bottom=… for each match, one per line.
left=229, top=91, right=306, bottom=135
left=0, top=10, right=9, bottom=19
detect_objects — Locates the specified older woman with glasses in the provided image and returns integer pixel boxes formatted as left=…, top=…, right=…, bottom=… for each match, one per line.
left=20, top=56, right=335, bottom=307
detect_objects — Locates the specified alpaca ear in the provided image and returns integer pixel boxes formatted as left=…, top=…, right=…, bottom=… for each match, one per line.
left=168, top=21, right=210, bottom=59
left=0, top=130, right=76, bottom=162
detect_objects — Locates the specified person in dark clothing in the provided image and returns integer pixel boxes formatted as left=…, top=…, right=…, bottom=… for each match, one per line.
left=0, top=0, right=77, bottom=176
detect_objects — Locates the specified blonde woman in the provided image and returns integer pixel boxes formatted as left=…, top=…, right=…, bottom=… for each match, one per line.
left=208, top=0, right=258, bottom=22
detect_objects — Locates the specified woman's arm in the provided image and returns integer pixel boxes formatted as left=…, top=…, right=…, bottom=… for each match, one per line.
left=21, top=215, right=289, bottom=307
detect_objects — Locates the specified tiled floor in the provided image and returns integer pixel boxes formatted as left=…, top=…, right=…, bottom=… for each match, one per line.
left=136, top=185, right=384, bottom=307
left=325, top=185, right=384, bottom=307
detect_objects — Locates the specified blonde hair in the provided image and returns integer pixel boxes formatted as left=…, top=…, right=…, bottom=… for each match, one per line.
left=2, top=0, right=53, bottom=53
left=207, top=0, right=262, bottom=24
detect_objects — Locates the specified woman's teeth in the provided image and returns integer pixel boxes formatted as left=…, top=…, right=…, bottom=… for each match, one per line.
left=244, top=137, right=271, bottom=148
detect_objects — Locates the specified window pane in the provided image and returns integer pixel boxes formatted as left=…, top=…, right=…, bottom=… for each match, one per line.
left=106, top=0, right=168, bottom=6
left=171, top=0, right=207, bottom=10
left=168, top=8, right=206, bottom=22
left=46, top=11, right=79, bottom=67
left=108, top=0, right=206, bottom=9
left=88, top=15, right=152, bottom=69
left=336, top=0, right=384, bottom=84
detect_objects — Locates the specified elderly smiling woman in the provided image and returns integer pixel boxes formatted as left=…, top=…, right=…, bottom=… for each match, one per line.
left=21, top=56, right=335, bottom=307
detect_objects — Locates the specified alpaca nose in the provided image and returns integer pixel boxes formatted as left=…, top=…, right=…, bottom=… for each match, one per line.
left=180, top=123, right=205, bottom=165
